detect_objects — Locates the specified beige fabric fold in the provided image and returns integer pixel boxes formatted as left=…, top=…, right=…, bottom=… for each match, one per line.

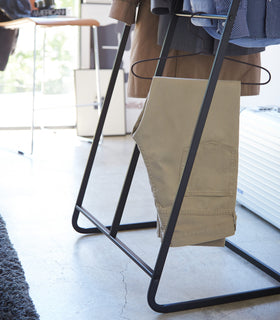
left=132, top=77, right=240, bottom=247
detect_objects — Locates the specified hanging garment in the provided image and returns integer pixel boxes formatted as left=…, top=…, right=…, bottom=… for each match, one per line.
left=132, top=77, right=240, bottom=247
left=151, top=0, right=217, bottom=27
left=151, top=0, right=250, bottom=38
left=152, top=0, right=280, bottom=47
left=210, top=0, right=250, bottom=38
left=203, top=0, right=280, bottom=48
left=157, top=14, right=264, bottom=56
left=183, top=0, right=217, bottom=27
left=0, top=27, right=19, bottom=71
left=0, top=0, right=31, bottom=19
left=153, top=0, right=264, bottom=55
left=109, top=0, right=261, bottom=97
left=0, top=1, right=31, bottom=71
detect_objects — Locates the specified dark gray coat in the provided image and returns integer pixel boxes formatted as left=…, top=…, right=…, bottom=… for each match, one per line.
left=0, top=0, right=31, bottom=71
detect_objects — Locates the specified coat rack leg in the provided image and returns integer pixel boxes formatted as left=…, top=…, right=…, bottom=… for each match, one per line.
left=72, top=24, right=131, bottom=234
left=147, top=238, right=280, bottom=313
left=147, top=0, right=245, bottom=312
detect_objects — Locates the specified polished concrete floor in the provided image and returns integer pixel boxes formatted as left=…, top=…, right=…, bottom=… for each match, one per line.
left=0, top=129, right=279, bottom=320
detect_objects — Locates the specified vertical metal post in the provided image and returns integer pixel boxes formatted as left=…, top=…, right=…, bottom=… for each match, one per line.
left=93, top=25, right=103, bottom=143
left=31, top=24, right=37, bottom=155
left=41, top=29, right=46, bottom=95
left=109, top=145, right=140, bottom=237
left=93, top=26, right=101, bottom=111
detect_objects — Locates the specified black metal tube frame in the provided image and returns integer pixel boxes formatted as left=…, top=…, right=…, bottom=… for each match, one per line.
left=72, top=0, right=280, bottom=313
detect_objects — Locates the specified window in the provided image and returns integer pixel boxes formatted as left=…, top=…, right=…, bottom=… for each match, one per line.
left=0, top=0, right=80, bottom=129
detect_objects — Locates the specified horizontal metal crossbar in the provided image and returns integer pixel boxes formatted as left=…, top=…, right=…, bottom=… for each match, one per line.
left=76, top=205, right=154, bottom=277
left=176, top=12, right=227, bottom=20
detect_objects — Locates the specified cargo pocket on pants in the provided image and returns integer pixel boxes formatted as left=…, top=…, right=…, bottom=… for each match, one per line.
left=170, top=140, right=238, bottom=246
left=180, top=140, right=237, bottom=198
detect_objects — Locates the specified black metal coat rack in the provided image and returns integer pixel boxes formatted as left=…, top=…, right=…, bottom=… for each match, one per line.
left=72, top=0, right=280, bottom=313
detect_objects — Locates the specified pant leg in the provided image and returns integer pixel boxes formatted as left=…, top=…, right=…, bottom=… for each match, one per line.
left=132, top=77, right=240, bottom=246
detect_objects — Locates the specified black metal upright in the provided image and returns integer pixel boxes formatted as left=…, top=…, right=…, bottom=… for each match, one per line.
left=72, top=0, right=280, bottom=313
left=72, top=24, right=132, bottom=234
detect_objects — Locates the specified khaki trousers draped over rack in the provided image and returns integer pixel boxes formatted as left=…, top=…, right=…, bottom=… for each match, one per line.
left=132, top=77, right=241, bottom=247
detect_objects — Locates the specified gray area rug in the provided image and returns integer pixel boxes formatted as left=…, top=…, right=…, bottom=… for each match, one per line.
left=0, top=215, right=39, bottom=320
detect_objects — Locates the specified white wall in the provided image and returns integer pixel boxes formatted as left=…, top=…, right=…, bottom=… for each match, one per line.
left=241, top=45, right=280, bottom=107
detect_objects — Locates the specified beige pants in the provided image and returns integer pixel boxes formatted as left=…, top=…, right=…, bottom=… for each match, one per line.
left=132, top=77, right=240, bottom=247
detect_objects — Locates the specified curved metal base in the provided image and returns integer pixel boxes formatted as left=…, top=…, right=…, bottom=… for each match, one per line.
left=146, top=238, right=280, bottom=313
left=72, top=206, right=156, bottom=235
left=148, top=282, right=280, bottom=313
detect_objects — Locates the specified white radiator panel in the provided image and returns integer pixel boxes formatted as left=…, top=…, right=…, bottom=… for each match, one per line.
left=237, top=108, right=280, bottom=229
